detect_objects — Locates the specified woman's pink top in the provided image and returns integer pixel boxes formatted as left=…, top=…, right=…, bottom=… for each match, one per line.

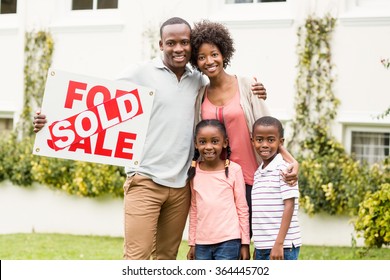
left=201, top=87, right=258, bottom=185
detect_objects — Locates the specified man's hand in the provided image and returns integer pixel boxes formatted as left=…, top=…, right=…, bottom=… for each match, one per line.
left=251, top=77, right=267, bottom=100
left=33, top=110, right=47, bottom=133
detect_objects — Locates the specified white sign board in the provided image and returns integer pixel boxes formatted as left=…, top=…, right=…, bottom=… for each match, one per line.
left=33, top=69, right=155, bottom=167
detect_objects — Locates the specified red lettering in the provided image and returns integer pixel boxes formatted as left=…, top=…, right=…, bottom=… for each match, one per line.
left=115, top=89, right=130, bottom=98
left=97, top=100, right=120, bottom=130
left=47, top=139, right=54, bottom=150
left=115, top=131, right=137, bottom=159
left=86, top=85, right=111, bottom=108
left=94, top=130, right=113, bottom=157
left=68, top=138, right=92, bottom=154
left=116, top=89, right=143, bottom=117
left=65, top=81, right=87, bottom=109
left=49, top=92, right=143, bottom=151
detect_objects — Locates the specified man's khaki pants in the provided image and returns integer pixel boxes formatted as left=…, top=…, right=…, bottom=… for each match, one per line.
left=123, top=174, right=190, bottom=260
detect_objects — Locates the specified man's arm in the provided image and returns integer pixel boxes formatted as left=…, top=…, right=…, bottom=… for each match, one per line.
left=251, top=77, right=267, bottom=100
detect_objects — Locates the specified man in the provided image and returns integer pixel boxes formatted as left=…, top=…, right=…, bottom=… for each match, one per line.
left=33, top=17, right=272, bottom=260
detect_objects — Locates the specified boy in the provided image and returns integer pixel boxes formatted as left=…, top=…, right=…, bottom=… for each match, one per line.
left=251, top=116, right=302, bottom=260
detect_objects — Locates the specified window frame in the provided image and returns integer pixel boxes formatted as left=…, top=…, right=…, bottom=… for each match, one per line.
left=50, top=0, right=123, bottom=33
left=0, top=109, right=15, bottom=134
left=344, top=125, right=390, bottom=164
left=0, top=117, right=14, bottom=133
left=0, top=0, right=17, bottom=14
left=225, top=0, right=286, bottom=3
left=0, top=0, right=18, bottom=34
left=213, top=0, right=293, bottom=28
left=71, top=0, right=118, bottom=11
left=340, top=0, right=390, bottom=26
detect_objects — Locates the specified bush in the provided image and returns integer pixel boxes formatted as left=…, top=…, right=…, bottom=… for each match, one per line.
left=0, top=134, right=35, bottom=187
left=0, top=133, right=126, bottom=198
left=298, top=137, right=389, bottom=216
left=354, top=183, right=390, bottom=248
left=31, top=154, right=125, bottom=198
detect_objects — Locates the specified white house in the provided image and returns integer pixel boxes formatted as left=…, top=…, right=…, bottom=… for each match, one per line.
left=1, top=0, right=389, bottom=163
left=0, top=0, right=389, bottom=245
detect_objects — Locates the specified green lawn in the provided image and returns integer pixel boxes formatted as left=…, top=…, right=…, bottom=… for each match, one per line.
left=0, top=233, right=389, bottom=260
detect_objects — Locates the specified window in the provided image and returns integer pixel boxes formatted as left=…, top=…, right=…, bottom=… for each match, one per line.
left=217, top=0, right=292, bottom=28
left=351, top=131, right=390, bottom=164
left=0, top=0, right=17, bottom=14
left=226, top=0, right=286, bottom=3
left=0, top=117, right=13, bottom=134
left=72, top=0, right=118, bottom=10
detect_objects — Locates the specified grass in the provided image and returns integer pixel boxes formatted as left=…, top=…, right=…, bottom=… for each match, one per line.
left=1, top=233, right=389, bottom=260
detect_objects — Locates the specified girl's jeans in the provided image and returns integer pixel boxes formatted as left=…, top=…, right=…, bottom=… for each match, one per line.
left=195, top=239, right=241, bottom=260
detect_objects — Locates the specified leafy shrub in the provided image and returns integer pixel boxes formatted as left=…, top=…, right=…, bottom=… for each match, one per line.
left=0, top=132, right=126, bottom=198
left=298, top=136, right=389, bottom=216
left=31, top=155, right=75, bottom=193
left=354, top=183, right=390, bottom=248
left=71, top=161, right=125, bottom=197
left=0, top=134, right=35, bottom=186
left=31, top=154, right=125, bottom=198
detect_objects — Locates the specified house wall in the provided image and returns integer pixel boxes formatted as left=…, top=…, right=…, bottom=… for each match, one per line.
left=0, top=180, right=365, bottom=247
left=0, top=0, right=389, bottom=245
left=2, top=0, right=389, bottom=143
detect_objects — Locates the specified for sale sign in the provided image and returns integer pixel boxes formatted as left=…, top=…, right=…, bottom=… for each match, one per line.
left=33, top=69, right=155, bottom=167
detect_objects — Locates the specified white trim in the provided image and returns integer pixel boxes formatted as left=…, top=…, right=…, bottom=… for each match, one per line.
left=0, top=14, right=18, bottom=35
left=338, top=111, right=390, bottom=125
left=0, top=101, right=16, bottom=115
left=340, top=16, right=390, bottom=26
left=50, top=2, right=124, bottom=33
left=212, top=0, right=293, bottom=28
left=0, top=112, right=15, bottom=118
left=340, top=0, right=390, bottom=26
left=50, top=19, right=124, bottom=33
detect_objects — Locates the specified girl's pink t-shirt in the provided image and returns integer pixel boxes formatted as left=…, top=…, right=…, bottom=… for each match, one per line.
left=188, top=161, right=250, bottom=246
left=201, top=88, right=258, bottom=185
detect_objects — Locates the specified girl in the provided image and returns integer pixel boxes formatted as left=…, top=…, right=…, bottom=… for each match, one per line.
left=187, top=119, right=250, bottom=260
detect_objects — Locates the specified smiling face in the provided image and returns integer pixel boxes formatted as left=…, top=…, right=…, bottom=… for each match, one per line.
left=159, top=23, right=191, bottom=79
left=252, top=124, right=284, bottom=167
left=196, top=43, right=224, bottom=78
left=195, top=125, right=228, bottom=166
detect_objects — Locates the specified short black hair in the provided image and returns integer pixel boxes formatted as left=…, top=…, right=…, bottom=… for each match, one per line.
left=160, top=17, right=191, bottom=38
left=190, top=20, right=235, bottom=70
left=253, top=116, right=284, bottom=138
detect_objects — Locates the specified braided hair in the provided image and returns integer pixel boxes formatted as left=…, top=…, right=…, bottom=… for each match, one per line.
left=187, top=119, right=231, bottom=181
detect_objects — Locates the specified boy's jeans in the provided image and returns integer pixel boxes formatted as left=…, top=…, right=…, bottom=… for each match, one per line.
left=254, top=246, right=300, bottom=260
